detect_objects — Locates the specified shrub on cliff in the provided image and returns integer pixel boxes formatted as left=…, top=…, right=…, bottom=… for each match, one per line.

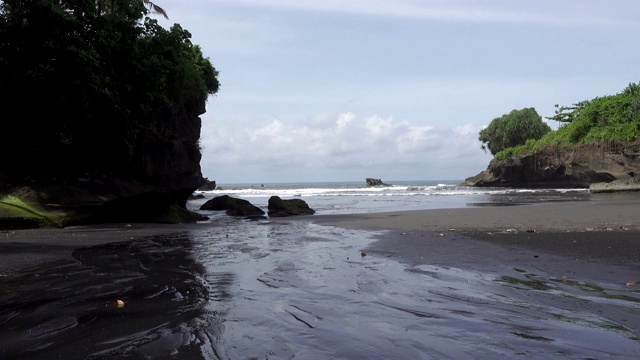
left=491, top=82, right=640, bottom=161
left=544, top=82, right=640, bottom=144
left=479, top=108, right=551, bottom=155
left=0, top=0, right=219, bottom=176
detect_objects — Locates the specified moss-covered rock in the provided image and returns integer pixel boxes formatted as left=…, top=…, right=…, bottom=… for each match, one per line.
left=267, top=196, right=315, bottom=217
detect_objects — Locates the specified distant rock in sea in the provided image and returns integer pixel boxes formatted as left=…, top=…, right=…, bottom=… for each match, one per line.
left=366, top=178, right=391, bottom=187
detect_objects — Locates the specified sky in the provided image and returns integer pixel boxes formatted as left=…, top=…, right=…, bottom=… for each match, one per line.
left=157, top=0, right=640, bottom=184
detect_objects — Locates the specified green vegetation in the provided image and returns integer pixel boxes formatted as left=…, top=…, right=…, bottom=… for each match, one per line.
left=0, top=0, right=219, bottom=175
left=486, top=82, right=640, bottom=160
left=0, top=196, right=64, bottom=228
left=479, top=108, right=551, bottom=155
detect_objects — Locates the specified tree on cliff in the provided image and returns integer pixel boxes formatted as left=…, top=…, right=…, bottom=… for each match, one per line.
left=550, top=100, right=590, bottom=124
left=0, top=0, right=219, bottom=177
left=479, top=108, right=551, bottom=155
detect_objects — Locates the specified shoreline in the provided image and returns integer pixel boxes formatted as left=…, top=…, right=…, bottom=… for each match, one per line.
left=2, top=198, right=640, bottom=275
left=311, top=199, right=640, bottom=285
left=311, top=198, right=640, bottom=233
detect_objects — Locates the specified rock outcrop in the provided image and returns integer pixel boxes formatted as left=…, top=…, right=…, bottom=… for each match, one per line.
left=463, top=140, right=640, bottom=188
left=0, top=173, right=207, bottom=229
left=198, top=178, right=217, bottom=191
left=0, top=114, right=208, bottom=228
left=200, top=195, right=265, bottom=218
left=590, top=177, right=640, bottom=193
left=366, top=178, right=391, bottom=187
left=267, top=196, right=315, bottom=217
left=0, top=75, right=209, bottom=228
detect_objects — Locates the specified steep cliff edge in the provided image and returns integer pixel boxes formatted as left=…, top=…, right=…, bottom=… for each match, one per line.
left=463, top=140, right=640, bottom=188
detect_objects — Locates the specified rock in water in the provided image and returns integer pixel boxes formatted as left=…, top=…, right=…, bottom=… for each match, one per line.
left=267, top=196, right=315, bottom=217
left=200, top=195, right=265, bottom=217
left=366, top=178, right=391, bottom=187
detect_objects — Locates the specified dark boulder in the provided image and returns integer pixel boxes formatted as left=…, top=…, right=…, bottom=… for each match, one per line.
left=267, top=196, right=315, bottom=217
left=200, top=195, right=265, bottom=217
left=366, top=178, right=391, bottom=187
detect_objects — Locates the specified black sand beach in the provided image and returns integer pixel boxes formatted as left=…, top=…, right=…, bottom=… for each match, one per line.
left=314, top=199, right=640, bottom=269
left=2, top=199, right=640, bottom=358
left=0, top=223, right=201, bottom=274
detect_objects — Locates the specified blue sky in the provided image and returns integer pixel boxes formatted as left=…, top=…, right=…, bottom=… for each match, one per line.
left=158, top=0, right=640, bottom=184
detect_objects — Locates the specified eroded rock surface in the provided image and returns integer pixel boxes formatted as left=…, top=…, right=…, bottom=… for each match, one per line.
left=463, top=140, right=640, bottom=188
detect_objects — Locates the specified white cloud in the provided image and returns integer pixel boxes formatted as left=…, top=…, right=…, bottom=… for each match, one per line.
left=199, top=112, right=492, bottom=183
left=201, top=0, right=634, bottom=28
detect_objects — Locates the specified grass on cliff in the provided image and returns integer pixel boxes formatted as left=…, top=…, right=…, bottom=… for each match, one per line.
left=0, top=195, right=64, bottom=229
left=494, top=82, right=640, bottom=160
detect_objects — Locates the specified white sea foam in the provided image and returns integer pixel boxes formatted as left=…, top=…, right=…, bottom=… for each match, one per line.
left=190, top=180, right=590, bottom=215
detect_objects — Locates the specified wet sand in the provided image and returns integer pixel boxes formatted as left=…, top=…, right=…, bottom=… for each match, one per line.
left=313, top=199, right=640, bottom=349
left=313, top=199, right=640, bottom=234
left=2, top=200, right=640, bottom=358
left=313, top=198, right=640, bottom=300
left=0, top=223, right=203, bottom=274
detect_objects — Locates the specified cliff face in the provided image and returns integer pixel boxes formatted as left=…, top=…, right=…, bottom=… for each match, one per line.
left=0, top=104, right=208, bottom=228
left=129, top=102, right=207, bottom=207
left=463, top=140, right=640, bottom=188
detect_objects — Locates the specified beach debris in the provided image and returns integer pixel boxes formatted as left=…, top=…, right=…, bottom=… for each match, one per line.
left=447, top=228, right=456, bottom=232
left=106, top=299, right=125, bottom=308
left=361, top=252, right=367, bottom=257
left=526, top=229, right=536, bottom=233
left=170, top=349, right=179, bottom=356
left=626, top=280, right=640, bottom=286
left=400, top=232, right=406, bottom=235
left=505, top=229, right=518, bottom=234
left=435, top=233, right=444, bottom=237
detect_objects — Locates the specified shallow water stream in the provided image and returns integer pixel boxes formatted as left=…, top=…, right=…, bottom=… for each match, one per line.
left=1, top=218, right=639, bottom=359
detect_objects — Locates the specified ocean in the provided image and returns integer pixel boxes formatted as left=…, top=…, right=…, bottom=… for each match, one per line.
left=188, top=180, right=591, bottom=216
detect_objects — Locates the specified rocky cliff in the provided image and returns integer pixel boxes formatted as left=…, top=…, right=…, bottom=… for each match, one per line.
left=0, top=2, right=220, bottom=229
left=463, top=140, right=640, bottom=188
left=0, top=105, right=208, bottom=229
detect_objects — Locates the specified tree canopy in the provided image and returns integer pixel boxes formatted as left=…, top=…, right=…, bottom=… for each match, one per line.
left=0, top=0, right=219, bottom=175
left=478, top=108, right=551, bottom=156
